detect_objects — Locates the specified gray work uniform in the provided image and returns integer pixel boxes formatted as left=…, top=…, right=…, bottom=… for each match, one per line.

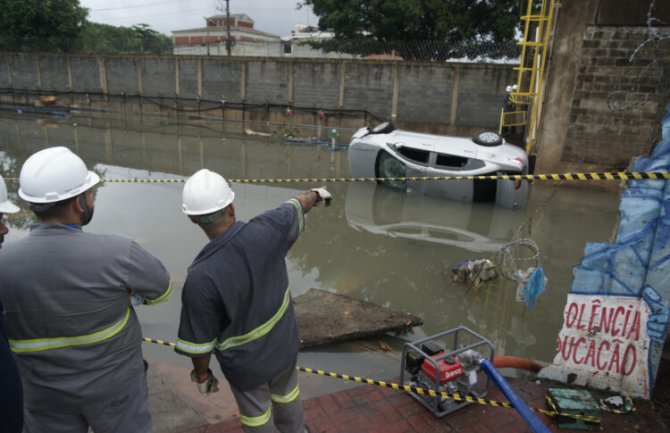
left=0, top=224, right=172, bottom=433
left=176, top=199, right=307, bottom=433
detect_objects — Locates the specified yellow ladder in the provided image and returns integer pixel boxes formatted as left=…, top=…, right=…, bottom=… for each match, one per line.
left=499, top=0, right=558, bottom=157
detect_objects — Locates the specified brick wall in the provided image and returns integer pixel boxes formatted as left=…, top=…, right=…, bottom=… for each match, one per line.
left=562, top=26, right=670, bottom=167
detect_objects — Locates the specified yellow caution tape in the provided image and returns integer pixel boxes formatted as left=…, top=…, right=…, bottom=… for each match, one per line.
left=141, top=337, right=612, bottom=422
left=104, top=171, right=670, bottom=184
left=4, top=171, right=669, bottom=184
left=143, top=337, right=176, bottom=348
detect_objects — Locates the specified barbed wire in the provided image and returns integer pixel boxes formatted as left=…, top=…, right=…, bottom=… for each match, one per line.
left=0, top=35, right=521, bottom=63
left=606, top=0, right=670, bottom=113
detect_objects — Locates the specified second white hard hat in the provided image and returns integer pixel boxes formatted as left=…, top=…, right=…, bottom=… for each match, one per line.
left=18, top=147, right=100, bottom=204
left=182, top=169, right=235, bottom=215
left=0, top=176, right=19, bottom=214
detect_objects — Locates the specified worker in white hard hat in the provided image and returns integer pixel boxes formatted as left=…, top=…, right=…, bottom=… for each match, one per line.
left=0, top=174, right=23, bottom=433
left=502, top=84, right=517, bottom=137
left=0, top=147, right=172, bottom=433
left=175, top=168, right=330, bottom=433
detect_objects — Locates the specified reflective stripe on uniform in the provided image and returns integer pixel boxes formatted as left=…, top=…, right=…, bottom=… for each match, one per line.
left=240, top=407, right=272, bottom=428
left=145, top=281, right=173, bottom=305
left=175, top=337, right=217, bottom=355
left=287, top=198, right=304, bottom=233
left=217, top=286, right=291, bottom=352
left=271, top=384, right=300, bottom=404
left=9, top=307, right=131, bottom=353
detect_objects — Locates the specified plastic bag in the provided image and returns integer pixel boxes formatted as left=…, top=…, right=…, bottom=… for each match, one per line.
left=523, top=266, right=546, bottom=310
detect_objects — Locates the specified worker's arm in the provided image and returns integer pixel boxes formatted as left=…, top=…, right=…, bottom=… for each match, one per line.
left=191, top=354, right=212, bottom=381
left=293, top=187, right=331, bottom=214
left=125, top=240, right=172, bottom=306
left=190, top=354, right=219, bottom=395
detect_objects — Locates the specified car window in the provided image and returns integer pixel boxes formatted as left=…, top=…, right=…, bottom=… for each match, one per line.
left=376, top=150, right=407, bottom=191
left=435, top=153, right=468, bottom=168
left=397, top=147, right=430, bottom=164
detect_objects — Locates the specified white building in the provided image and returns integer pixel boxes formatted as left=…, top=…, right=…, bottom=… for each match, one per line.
left=172, top=14, right=281, bottom=56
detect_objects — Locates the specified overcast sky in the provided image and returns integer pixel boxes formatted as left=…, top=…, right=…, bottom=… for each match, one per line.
left=80, top=0, right=319, bottom=37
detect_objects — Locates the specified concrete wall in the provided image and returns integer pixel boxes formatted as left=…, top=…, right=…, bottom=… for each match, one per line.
left=0, top=53, right=514, bottom=136
left=536, top=0, right=670, bottom=173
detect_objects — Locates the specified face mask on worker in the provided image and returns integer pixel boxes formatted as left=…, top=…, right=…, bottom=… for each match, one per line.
left=78, top=194, right=94, bottom=226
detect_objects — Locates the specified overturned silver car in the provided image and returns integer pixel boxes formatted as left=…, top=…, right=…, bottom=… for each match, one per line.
left=347, top=122, right=530, bottom=208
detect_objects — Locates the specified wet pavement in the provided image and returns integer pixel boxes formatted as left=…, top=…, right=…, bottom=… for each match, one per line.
left=174, top=373, right=669, bottom=433
left=150, top=343, right=670, bottom=433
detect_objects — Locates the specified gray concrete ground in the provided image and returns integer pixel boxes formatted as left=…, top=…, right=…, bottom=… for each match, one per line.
left=148, top=368, right=205, bottom=433
left=147, top=358, right=245, bottom=433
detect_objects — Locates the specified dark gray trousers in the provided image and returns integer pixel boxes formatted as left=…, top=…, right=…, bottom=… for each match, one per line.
left=230, top=362, right=307, bottom=433
left=23, top=371, right=151, bottom=433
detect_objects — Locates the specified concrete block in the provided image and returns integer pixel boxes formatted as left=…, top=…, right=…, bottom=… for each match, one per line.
left=106, top=57, right=139, bottom=96
left=10, top=54, right=39, bottom=90
left=142, top=57, right=176, bottom=98
left=70, top=56, right=103, bottom=94
left=38, top=56, right=70, bottom=92
left=293, top=62, right=339, bottom=109
left=246, top=60, right=290, bottom=105
left=396, top=64, right=453, bottom=124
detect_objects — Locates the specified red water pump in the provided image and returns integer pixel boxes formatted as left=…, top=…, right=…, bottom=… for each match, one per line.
left=401, top=326, right=494, bottom=418
left=421, top=341, right=465, bottom=385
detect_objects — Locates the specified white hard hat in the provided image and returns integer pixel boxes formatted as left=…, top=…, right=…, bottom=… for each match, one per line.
left=182, top=169, right=235, bottom=215
left=512, top=84, right=518, bottom=91
left=18, top=147, right=100, bottom=204
left=505, top=85, right=512, bottom=92
left=0, top=176, right=19, bottom=214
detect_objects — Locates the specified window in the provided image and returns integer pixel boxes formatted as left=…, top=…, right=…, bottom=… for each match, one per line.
left=435, top=153, right=468, bottom=168
left=397, top=147, right=429, bottom=164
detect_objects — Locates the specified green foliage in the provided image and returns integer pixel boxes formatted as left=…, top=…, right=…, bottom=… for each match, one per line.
left=0, top=0, right=88, bottom=52
left=300, top=0, right=524, bottom=60
left=0, top=0, right=172, bottom=55
left=75, top=22, right=173, bottom=55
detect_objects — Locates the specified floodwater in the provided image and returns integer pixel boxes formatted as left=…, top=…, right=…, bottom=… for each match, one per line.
left=0, top=111, right=621, bottom=398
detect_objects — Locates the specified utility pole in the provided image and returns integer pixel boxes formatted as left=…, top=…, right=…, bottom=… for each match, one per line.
left=225, top=0, right=232, bottom=56
left=203, top=17, right=210, bottom=56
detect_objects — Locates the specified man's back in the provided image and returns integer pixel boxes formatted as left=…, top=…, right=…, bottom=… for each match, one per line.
left=0, top=224, right=170, bottom=407
left=180, top=202, right=302, bottom=389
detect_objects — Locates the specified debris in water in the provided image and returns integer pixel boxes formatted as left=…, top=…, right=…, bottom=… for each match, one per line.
left=599, top=395, right=635, bottom=413
left=378, top=341, right=392, bottom=351
left=452, top=259, right=497, bottom=289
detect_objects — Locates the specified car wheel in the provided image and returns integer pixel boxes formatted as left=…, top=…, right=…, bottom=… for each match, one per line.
left=472, top=131, right=503, bottom=146
left=368, top=121, right=395, bottom=135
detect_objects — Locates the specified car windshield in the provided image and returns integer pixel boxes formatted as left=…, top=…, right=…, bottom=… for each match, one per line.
left=377, top=151, right=407, bottom=190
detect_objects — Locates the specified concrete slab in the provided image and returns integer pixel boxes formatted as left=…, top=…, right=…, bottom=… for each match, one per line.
left=147, top=367, right=204, bottom=433
left=147, top=361, right=239, bottom=432
left=294, top=288, right=423, bottom=348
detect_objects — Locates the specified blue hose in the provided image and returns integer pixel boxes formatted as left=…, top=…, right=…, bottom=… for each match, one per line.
left=479, top=359, right=551, bottom=433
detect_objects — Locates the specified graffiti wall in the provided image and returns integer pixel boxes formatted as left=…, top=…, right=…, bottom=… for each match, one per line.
left=540, top=107, right=670, bottom=399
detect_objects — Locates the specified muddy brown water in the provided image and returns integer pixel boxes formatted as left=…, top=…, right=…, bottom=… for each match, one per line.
left=0, top=111, right=620, bottom=398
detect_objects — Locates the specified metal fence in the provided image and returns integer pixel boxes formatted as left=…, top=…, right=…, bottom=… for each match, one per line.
left=175, top=39, right=521, bottom=63
left=0, top=36, right=521, bottom=63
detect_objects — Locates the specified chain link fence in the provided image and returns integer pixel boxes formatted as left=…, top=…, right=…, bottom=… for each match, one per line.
left=0, top=36, right=520, bottom=63
left=177, top=39, right=521, bottom=63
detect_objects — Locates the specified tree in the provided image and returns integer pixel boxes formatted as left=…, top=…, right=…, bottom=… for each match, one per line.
left=75, top=22, right=172, bottom=55
left=0, top=0, right=88, bottom=52
left=299, top=0, right=523, bottom=60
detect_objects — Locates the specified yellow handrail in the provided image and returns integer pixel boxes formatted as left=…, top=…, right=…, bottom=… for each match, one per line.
left=499, top=0, right=558, bottom=157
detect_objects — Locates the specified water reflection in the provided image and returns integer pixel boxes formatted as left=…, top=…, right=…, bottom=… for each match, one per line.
left=346, top=183, right=525, bottom=253
left=0, top=112, right=622, bottom=396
